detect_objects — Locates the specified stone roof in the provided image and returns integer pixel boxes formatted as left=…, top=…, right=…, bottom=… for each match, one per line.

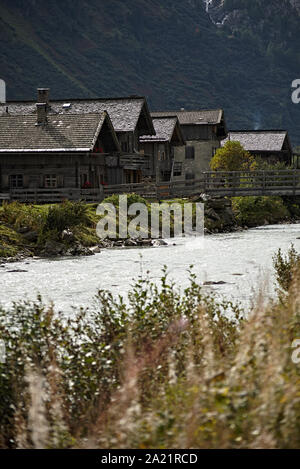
left=222, top=130, right=289, bottom=152
left=140, top=116, right=180, bottom=143
left=0, top=112, right=112, bottom=152
left=151, top=109, right=223, bottom=125
left=0, top=97, right=155, bottom=134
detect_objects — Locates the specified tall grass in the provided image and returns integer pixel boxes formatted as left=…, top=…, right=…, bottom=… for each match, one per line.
left=0, top=201, right=98, bottom=256
left=0, top=259, right=300, bottom=449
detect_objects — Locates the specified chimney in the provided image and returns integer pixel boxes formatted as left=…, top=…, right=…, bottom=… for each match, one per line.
left=36, top=103, right=48, bottom=126
left=37, top=88, right=50, bottom=105
left=0, top=79, right=6, bottom=104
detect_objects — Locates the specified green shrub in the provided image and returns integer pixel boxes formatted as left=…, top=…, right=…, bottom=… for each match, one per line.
left=210, top=141, right=255, bottom=171
left=0, top=268, right=243, bottom=448
left=0, top=224, right=26, bottom=257
left=1, top=263, right=300, bottom=448
left=232, top=196, right=290, bottom=227
left=0, top=201, right=44, bottom=231
left=42, top=201, right=92, bottom=234
left=102, top=193, right=148, bottom=207
left=273, top=244, right=300, bottom=292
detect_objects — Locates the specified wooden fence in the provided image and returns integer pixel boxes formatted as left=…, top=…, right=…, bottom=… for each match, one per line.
left=2, top=170, right=300, bottom=203
left=6, top=188, right=103, bottom=203
left=103, top=170, right=300, bottom=199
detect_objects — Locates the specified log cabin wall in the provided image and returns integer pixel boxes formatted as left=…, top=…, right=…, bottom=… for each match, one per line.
left=0, top=152, right=119, bottom=191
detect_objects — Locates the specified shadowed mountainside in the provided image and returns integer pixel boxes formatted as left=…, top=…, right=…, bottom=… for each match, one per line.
left=1, top=0, right=300, bottom=143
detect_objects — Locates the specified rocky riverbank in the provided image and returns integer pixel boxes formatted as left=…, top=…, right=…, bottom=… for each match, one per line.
left=0, top=231, right=170, bottom=265
left=200, top=194, right=242, bottom=234
left=1, top=195, right=300, bottom=264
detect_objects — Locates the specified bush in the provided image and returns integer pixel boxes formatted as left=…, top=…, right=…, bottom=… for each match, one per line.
left=1, top=264, right=300, bottom=449
left=273, top=244, right=300, bottom=293
left=0, top=201, right=98, bottom=256
left=0, top=201, right=43, bottom=231
left=42, top=201, right=92, bottom=234
left=232, top=196, right=290, bottom=227
left=0, top=269, right=243, bottom=448
left=102, top=193, right=148, bottom=207
left=210, top=141, right=255, bottom=172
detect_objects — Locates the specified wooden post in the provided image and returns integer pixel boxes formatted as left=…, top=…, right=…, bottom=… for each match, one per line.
left=204, top=173, right=209, bottom=193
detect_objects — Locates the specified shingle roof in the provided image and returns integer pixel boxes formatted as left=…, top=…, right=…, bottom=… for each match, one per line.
left=0, top=112, right=110, bottom=152
left=222, top=130, right=289, bottom=152
left=151, top=109, right=223, bottom=125
left=0, top=97, right=155, bottom=134
left=140, top=116, right=178, bottom=142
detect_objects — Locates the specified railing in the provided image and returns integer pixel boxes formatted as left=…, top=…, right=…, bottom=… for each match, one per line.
left=9, top=188, right=103, bottom=203
left=103, top=170, right=300, bottom=199
left=5, top=170, right=300, bottom=203
left=0, top=193, right=10, bottom=203
left=202, top=170, right=300, bottom=196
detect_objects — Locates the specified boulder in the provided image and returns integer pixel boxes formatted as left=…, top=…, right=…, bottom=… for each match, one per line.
left=139, top=239, right=152, bottom=246
left=7, top=269, right=28, bottom=273
left=41, top=240, right=66, bottom=257
left=204, top=281, right=227, bottom=286
left=89, top=245, right=101, bottom=253
left=113, top=240, right=124, bottom=247
left=205, top=207, right=221, bottom=222
left=18, top=226, right=31, bottom=234
left=98, top=239, right=113, bottom=248
left=61, top=229, right=75, bottom=242
left=22, top=230, right=38, bottom=243
left=152, top=239, right=168, bottom=246
left=69, top=242, right=94, bottom=256
left=124, top=238, right=138, bottom=247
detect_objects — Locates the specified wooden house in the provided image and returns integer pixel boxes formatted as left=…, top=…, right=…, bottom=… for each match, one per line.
left=222, top=130, right=293, bottom=166
left=0, top=89, right=155, bottom=185
left=139, top=116, right=185, bottom=182
left=0, top=104, right=121, bottom=202
left=151, top=109, right=227, bottom=181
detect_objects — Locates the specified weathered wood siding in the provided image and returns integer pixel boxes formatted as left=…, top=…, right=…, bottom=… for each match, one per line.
left=0, top=152, right=124, bottom=191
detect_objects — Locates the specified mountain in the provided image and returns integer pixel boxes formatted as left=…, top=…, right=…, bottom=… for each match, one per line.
left=1, top=0, right=300, bottom=144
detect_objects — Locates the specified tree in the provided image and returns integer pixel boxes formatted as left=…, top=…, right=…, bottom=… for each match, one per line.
left=210, top=141, right=255, bottom=171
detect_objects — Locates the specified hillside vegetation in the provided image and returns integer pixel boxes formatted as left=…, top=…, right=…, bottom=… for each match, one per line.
left=1, top=1, right=300, bottom=143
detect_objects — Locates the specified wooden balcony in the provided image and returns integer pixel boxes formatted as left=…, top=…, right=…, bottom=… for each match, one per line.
left=120, top=153, right=150, bottom=170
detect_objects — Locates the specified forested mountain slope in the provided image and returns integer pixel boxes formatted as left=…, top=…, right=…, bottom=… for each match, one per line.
left=1, top=0, right=300, bottom=143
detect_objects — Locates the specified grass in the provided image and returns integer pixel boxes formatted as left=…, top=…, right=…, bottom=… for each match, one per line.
left=0, top=201, right=99, bottom=258
left=0, top=224, right=26, bottom=257
left=0, top=256, right=300, bottom=449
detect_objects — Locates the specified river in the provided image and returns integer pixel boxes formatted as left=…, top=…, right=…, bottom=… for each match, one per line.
left=1, top=223, right=300, bottom=313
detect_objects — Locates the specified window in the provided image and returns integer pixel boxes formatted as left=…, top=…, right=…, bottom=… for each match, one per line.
left=9, top=175, right=23, bottom=188
left=185, top=146, right=195, bottom=159
left=173, top=162, right=182, bottom=177
left=44, top=174, right=57, bottom=188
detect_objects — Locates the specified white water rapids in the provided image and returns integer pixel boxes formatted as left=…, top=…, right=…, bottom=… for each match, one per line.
left=1, top=223, right=300, bottom=313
